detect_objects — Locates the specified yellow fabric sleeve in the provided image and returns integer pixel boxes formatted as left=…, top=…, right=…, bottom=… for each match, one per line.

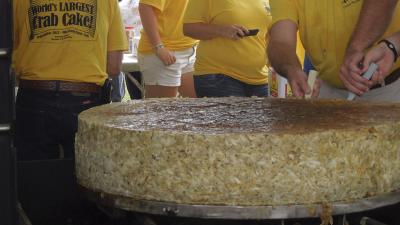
left=183, top=0, right=210, bottom=24
left=270, top=0, right=298, bottom=26
left=139, top=0, right=166, bottom=12
left=108, top=0, right=129, bottom=51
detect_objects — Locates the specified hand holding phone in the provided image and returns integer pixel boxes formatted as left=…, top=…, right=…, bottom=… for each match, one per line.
left=242, top=29, right=259, bottom=37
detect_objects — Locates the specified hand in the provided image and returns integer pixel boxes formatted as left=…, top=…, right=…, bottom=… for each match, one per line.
left=362, top=42, right=395, bottom=85
left=311, top=78, right=322, bottom=98
left=156, top=47, right=176, bottom=66
left=287, top=69, right=321, bottom=98
left=217, top=25, right=249, bottom=40
left=339, top=47, right=373, bottom=96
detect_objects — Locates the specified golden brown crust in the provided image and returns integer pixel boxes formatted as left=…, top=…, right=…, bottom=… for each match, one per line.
left=75, top=98, right=400, bottom=206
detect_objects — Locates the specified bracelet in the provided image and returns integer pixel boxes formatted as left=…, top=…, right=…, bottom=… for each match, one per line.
left=153, top=43, right=165, bottom=52
left=378, top=39, right=398, bottom=63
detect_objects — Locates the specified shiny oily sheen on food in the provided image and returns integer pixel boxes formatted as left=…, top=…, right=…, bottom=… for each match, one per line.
left=75, top=98, right=400, bottom=206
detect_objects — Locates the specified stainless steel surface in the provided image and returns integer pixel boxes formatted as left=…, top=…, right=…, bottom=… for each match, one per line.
left=0, top=124, right=11, bottom=132
left=81, top=186, right=400, bottom=220
left=0, top=48, right=10, bottom=58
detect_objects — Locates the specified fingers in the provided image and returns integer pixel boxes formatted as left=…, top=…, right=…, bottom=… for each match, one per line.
left=370, top=69, right=383, bottom=86
left=339, top=49, right=371, bottom=95
left=299, top=77, right=311, bottom=97
left=343, top=49, right=364, bottom=75
left=311, top=78, right=322, bottom=98
left=165, top=54, right=176, bottom=66
left=157, top=48, right=176, bottom=66
left=235, top=29, right=246, bottom=38
left=235, top=25, right=249, bottom=37
left=340, top=74, right=369, bottom=96
left=292, top=80, right=309, bottom=98
left=347, top=57, right=363, bottom=75
left=289, top=81, right=305, bottom=98
left=364, top=44, right=395, bottom=80
left=161, top=55, right=174, bottom=66
left=287, top=71, right=309, bottom=98
left=339, top=63, right=372, bottom=96
left=350, top=70, right=372, bottom=87
left=223, top=25, right=250, bottom=40
left=362, top=54, right=374, bottom=73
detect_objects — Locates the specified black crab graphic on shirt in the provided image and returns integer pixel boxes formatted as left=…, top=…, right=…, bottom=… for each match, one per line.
left=28, top=0, right=97, bottom=41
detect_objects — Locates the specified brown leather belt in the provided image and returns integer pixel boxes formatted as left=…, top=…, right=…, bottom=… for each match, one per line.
left=371, top=68, right=400, bottom=90
left=19, top=80, right=101, bottom=93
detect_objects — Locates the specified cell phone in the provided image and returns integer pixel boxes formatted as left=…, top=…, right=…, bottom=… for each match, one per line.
left=243, top=29, right=259, bottom=37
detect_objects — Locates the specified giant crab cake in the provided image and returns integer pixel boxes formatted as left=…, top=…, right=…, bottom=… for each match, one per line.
left=75, top=98, right=400, bottom=206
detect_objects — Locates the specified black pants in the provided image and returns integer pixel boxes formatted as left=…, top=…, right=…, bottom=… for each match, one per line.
left=15, top=89, right=104, bottom=161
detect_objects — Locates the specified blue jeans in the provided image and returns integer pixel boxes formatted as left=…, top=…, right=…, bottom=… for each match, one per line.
left=110, top=72, right=126, bottom=102
left=194, top=74, right=268, bottom=97
left=15, top=89, right=104, bottom=160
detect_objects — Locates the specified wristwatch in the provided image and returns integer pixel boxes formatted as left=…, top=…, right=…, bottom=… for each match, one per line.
left=154, top=43, right=165, bottom=53
left=379, top=39, right=398, bottom=63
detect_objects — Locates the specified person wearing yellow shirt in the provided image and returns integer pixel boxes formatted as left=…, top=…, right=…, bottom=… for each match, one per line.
left=13, top=0, right=128, bottom=160
left=268, top=0, right=400, bottom=101
left=183, top=0, right=271, bottom=97
left=138, top=0, right=198, bottom=98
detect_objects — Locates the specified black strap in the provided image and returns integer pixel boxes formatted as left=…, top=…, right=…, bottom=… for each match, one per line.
left=378, top=39, right=398, bottom=63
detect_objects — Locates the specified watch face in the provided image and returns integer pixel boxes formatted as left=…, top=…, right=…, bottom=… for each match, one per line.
left=381, top=39, right=399, bottom=61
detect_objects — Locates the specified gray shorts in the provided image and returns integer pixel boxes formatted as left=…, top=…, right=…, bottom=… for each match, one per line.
left=319, top=79, right=400, bottom=103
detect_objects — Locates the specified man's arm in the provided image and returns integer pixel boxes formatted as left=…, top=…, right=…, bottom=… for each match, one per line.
left=340, top=0, right=398, bottom=95
left=107, top=51, right=123, bottom=77
left=348, top=0, right=398, bottom=54
left=268, top=20, right=319, bottom=97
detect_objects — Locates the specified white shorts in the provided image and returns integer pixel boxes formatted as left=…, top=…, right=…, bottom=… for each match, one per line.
left=138, top=46, right=196, bottom=87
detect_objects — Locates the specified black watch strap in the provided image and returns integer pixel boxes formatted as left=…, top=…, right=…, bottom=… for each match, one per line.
left=379, top=39, right=398, bottom=63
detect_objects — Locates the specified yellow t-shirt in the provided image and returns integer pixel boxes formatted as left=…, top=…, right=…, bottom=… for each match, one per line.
left=12, top=0, right=128, bottom=85
left=184, top=0, right=271, bottom=85
left=138, top=0, right=197, bottom=54
left=270, top=0, right=400, bottom=88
